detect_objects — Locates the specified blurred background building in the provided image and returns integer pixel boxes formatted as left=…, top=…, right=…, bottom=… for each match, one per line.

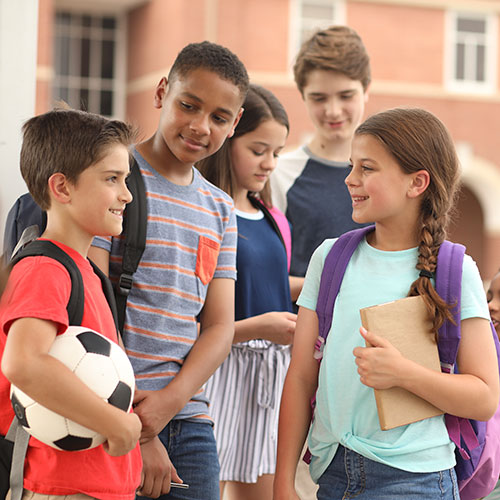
left=2, top=0, right=500, bottom=279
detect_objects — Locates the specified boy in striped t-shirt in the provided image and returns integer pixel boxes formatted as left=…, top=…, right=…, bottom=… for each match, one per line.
left=90, top=41, right=249, bottom=499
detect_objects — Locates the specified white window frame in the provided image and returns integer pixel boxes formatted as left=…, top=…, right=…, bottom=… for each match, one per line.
left=52, top=6, right=127, bottom=118
left=288, top=0, right=346, bottom=69
left=445, top=10, right=497, bottom=94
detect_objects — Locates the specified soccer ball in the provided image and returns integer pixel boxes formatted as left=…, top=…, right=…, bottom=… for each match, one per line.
left=10, top=326, right=135, bottom=451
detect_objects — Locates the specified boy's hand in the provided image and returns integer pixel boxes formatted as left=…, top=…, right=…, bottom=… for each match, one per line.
left=137, top=436, right=183, bottom=498
left=103, top=411, right=142, bottom=456
left=353, top=327, right=405, bottom=389
left=134, top=389, right=178, bottom=442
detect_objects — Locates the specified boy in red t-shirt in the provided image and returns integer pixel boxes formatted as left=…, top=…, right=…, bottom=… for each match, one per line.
left=0, top=107, right=142, bottom=499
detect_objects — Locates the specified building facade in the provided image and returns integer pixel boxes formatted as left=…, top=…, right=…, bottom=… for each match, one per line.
left=33, top=0, right=500, bottom=278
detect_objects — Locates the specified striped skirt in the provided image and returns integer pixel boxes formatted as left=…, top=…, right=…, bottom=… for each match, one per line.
left=204, top=342, right=291, bottom=483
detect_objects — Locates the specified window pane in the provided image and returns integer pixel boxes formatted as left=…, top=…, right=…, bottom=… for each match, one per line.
left=56, top=11, right=71, bottom=25
left=80, top=88, right=89, bottom=111
left=455, top=42, right=465, bottom=80
left=103, top=17, right=116, bottom=30
left=54, top=87, right=68, bottom=102
left=80, top=38, right=90, bottom=77
left=476, top=44, right=486, bottom=81
left=58, top=35, right=70, bottom=76
left=100, top=90, right=113, bottom=116
left=82, top=15, right=92, bottom=28
left=457, top=18, right=486, bottom=34
left=101, top=40, right=115, bottom=79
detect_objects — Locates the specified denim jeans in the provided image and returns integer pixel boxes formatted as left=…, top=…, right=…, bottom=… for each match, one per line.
left=139, top=420, right=220, bottom=500
left=317, top=445, right=460, bottom=500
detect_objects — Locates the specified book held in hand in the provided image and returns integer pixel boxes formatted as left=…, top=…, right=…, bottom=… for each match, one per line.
left=359, top=295, right=444, bottom=430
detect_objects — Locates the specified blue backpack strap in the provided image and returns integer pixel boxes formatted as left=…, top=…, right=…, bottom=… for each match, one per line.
left=435, top=240, right=465, bottom=371
left=314, top=225, right=375, bottom=360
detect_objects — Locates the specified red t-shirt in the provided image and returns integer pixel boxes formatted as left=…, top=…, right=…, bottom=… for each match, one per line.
left=0, top=240, right=142, bottom=499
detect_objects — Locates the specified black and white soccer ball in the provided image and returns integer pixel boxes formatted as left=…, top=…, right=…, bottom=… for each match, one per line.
left=10, top=326, right=135, bottom=451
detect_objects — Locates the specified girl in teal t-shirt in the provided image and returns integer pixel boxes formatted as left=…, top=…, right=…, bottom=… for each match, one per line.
left=273, top=108, right=498, bottom=500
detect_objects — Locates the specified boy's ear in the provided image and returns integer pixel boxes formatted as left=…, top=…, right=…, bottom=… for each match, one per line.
left=47, top=173, right=72, bottom=204
left=407, top=170, right=430, bottom=198
left=227, top=107, right=244, bottom=139
left=154, top=77, right=168, bottom=109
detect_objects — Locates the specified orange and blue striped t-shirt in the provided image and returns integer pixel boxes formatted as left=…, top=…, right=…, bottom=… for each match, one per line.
left=92, top=150, right=237, bottom=422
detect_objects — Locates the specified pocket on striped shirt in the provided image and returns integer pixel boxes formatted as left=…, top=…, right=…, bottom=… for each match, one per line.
left=195, top=236, right=220, bottom=285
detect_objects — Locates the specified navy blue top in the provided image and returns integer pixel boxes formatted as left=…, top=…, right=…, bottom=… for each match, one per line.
left=235, top=211, right=292, bottom=323
left=286, top=158, right=367, bottom=277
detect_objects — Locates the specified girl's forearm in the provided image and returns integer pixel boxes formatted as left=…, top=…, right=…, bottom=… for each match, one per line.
left=274, top=368, right=316, bottom=494
left=399, top=360, right=498, bottom=421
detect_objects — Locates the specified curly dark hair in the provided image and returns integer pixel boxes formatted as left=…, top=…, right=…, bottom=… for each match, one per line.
left=168, top=41, right=249, bottom=98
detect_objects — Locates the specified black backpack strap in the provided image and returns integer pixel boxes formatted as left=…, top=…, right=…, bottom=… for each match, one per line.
left=11, top=240, right=84, bottom=325
left=90, top=260, right=119, bottom=334
left=116, top=157, right=147, bottom=332
left=248, top=196, right=286, bottom=250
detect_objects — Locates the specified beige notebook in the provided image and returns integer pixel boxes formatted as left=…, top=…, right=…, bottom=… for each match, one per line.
left=359, top=295, right=444, bottom=430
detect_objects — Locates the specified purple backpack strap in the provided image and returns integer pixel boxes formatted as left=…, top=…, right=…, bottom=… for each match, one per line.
left=436, top=242, right=482, bottom=462
left=435, top=240, right=465, bottom=371
left=314, top=225, right=375, bottom=360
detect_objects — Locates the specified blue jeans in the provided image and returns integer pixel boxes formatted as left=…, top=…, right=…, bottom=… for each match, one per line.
left=317, top=445, right=460, bottom=500
left=139, top=420, right=220, bottom=500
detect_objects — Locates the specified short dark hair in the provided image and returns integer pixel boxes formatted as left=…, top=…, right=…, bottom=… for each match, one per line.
left=197, top=84, right=289, bottom=206
left=294, top=25, right=371, bottom=94
left=21, top=106, right=135, bottom=210
left=168, top=41, right=250, bottom=99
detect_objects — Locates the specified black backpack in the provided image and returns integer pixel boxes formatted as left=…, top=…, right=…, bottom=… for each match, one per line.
left=2, top=157, right=147, bottom=333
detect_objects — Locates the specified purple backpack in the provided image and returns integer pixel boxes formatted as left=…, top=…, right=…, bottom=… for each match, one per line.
left=313, top=226, right=500, bottom=500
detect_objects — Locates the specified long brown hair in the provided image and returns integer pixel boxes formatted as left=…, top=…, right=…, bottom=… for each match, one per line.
left=197, top=84, right=289, bottom=206
left=355, top=108, right=461, bottom=333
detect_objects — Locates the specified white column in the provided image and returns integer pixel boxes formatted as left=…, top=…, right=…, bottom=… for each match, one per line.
left=0, top=0, right=39, bottom=251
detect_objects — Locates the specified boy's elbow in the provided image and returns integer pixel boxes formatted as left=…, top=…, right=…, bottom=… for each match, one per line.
left=2, top=354, right=29, bottom=387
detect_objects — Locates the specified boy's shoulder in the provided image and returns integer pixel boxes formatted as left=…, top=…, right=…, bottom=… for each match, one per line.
left=194, top=168, right=235, bottom=212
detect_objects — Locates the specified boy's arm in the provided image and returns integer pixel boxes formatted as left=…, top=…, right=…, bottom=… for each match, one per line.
left=133, top=277, right=234, bottom=441
left=2, top=317, right=141, bottom=456
left=274, top=307, right=319, bottom=500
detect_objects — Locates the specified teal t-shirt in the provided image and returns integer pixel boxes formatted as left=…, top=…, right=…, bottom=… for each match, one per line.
left=297, top=236, right=490, bottom=482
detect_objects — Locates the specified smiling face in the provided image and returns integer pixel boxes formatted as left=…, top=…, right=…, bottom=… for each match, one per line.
left=154, top=68, right=244, bottom=171
left=488, top=272, right=500, bottom=336
left=303, top=70, right=368, bottom=147
left=67, top=144, right=132, bottom=238
left=346, top=134, right=422, bottom=228
left=230, top=119, right=288, bottom=198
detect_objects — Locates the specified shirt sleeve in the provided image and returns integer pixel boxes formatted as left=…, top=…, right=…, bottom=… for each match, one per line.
left=460, top=254, right=490, bottom=321
left=91, top=235, right=112, bottom=252
left=1, top=257, right=71, bottom=335
left=213, top=207, right=237, bottom=280
left=296, top=239, right=337, bottom=311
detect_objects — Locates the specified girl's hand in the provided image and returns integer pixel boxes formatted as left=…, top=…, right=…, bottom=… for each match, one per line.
left=261, top=311, right=297, bottom=345
left=353, top=327, right=405, bottom=389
